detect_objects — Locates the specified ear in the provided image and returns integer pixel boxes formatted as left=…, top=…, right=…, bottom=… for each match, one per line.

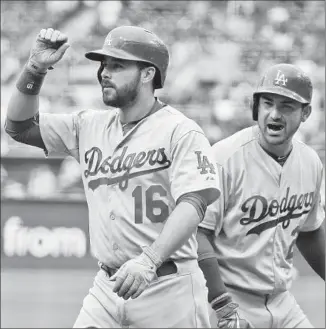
left=301, top=104, right=311, bottom=122
left=141, top=66, right=156, bottom=85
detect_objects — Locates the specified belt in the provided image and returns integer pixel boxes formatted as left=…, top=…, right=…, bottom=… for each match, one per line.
left=100, top=260, right=177, bottom=278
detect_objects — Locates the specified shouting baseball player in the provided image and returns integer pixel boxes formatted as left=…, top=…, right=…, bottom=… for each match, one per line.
left=5, top=26, right=220, bottom=328
left=197, top=63, right=325, bottom=328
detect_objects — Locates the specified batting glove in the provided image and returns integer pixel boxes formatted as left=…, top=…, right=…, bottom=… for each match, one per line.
left=109, top=246, right=163, bottom=300
left=212, top=293, right=253, bottom=328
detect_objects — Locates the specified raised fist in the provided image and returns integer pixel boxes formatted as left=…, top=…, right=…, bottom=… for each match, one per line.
left=28, top=28, right=70, bottom=70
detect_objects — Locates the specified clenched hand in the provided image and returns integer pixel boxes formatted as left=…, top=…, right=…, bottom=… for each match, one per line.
left=29, top=28, right=70, bottom=71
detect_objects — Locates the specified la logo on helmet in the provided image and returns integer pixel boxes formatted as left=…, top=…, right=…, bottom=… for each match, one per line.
left=105, top=34, right=114, bottom=46
left=274, top=70, right=288, bottom=86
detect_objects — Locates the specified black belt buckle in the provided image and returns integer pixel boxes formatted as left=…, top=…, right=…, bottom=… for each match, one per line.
left=156, top=260, right=177, bottom=277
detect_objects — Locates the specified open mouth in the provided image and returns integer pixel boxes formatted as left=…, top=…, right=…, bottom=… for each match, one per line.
left=267, top=123, right=284, bottom=132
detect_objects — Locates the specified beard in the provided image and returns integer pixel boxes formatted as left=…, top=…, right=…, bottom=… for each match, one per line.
left=102, top=72, right=141, bottom=108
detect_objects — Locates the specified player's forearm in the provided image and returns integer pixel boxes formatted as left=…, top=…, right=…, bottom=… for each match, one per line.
left=7, top=61, right=48, bottom=121
left=296, top=223, right=325, bottom=280
left=197, top=228, right=248, bottom=326
left=150, top=202, right=201, bottom=262
left=197, top=227, right=228, bottom=302
left=7, top=88, right=40, bottom=121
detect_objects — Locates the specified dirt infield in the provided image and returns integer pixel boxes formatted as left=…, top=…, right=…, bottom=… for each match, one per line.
left=1, top=268, right=324, bottom=328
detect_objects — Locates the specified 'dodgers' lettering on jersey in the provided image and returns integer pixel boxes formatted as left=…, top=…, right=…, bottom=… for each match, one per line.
left=84, top=146, right=171, bottom=191
left=240, top=187, right=314, bottom=236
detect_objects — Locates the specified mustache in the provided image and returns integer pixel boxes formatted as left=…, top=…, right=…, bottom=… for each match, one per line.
left=101, top=80, right=115, bottom=88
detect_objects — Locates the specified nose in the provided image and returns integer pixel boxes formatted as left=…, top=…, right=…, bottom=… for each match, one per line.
left=270, top=105, right=282, bottom=120
left=101, top=66, right=112, bottom=80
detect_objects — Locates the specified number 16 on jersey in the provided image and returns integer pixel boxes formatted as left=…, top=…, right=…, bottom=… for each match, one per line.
left=131, top=185, right=169, bottom=224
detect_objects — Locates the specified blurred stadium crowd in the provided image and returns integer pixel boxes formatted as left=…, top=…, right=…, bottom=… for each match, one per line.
left=1, top=0, right=325, bottom=201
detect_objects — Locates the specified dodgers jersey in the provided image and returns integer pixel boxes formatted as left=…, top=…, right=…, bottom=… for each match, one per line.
left=39, top=102, right=219, bottom=268
left=200, top=125, right=324, bottom=295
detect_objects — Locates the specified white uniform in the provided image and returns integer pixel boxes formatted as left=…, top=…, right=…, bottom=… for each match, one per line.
left=39, top=101, right=219, bottom=328
left=200, top=125, right=324, bottom=328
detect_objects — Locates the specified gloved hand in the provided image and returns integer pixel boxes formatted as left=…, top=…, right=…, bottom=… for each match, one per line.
left=109, top=246, right=163, bottom=300
left=212, top=293, right=254, bottom=328
left=28, top=28, right=70, bottom=72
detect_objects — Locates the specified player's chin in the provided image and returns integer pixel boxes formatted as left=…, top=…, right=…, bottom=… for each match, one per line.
left=103, top=96, right=118, bottom=107
left=263, top=130, right=287, bottom=145
left=264, top=134, right=287, bottom=145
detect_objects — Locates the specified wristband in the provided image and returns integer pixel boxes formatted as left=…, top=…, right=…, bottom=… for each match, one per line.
left=16, top=64, right=47, bottom=95
left=142, top=246, right=163, bottom=268
left=211, top=292, right=232, bottom=310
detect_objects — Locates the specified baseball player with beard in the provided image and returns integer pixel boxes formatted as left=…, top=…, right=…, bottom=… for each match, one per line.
left=5, top=26, right=220, bottom=328
left=197, top=64, right=325, bottom=328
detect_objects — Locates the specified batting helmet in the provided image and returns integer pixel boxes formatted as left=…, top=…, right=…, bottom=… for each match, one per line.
left=85, top=26, right=169, bottom=89
left=252, top=63, right=313, bottom=120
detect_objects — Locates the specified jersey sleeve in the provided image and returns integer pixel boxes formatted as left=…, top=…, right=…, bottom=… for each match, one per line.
left=300, top=164, right=325, bottom=232
left=199, top=164, right=229, bottom=233
left=39, top=112, right=80, bottom=160
left=169, top=121, right=220, bottom=206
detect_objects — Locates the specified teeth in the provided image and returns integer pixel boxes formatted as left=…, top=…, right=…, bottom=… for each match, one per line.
left=268, top=124, right=283, bottom=131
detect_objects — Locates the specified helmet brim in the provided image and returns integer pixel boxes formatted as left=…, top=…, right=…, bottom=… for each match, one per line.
left=254, top=86, right=310, bottom=104
left=85, top=47, right=148, bottom=63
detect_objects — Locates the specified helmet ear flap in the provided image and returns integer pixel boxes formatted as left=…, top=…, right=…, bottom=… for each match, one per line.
left=252, top=94, right=259, bottom=121
left=97, top=63, right=104, bottom=84
left=153, top=66, right=162, bottom=89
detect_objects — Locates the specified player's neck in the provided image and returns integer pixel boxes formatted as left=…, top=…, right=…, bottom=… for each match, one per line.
left=262, top=144, right=292, bottom=158
left=119, top=93, right=156, bottom=124
left=258, top=134, right=293, bottom=159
